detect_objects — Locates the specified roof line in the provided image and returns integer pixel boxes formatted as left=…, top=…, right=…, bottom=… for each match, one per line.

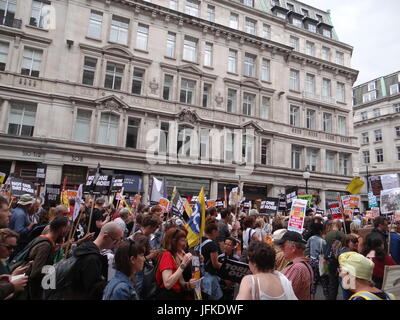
left=353, top=70, right=400, bottom=89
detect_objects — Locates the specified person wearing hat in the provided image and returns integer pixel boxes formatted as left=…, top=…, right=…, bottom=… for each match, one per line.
left=272, top=229, right=289, bottom=271
left=9, top=194, right=36, bottom=257
left=277, top=231, right=314, bottom=300
left=339, top=251, right=396, bottom=300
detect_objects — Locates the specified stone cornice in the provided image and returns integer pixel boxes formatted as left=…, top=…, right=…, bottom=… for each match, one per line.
left=0, top=26, right=52, bottom=45
left=354, top=112, right=400, bottom=127
left=353, top=93, right=400, bottom=110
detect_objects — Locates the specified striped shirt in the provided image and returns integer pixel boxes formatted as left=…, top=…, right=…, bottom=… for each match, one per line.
left=282, top=257, right=314, bottom=300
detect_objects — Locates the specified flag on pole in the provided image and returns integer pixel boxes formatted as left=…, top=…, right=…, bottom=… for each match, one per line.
left=0, top=172, right=6, bottom=184
left=346, top=177, right=365, bottom=195
left=171, top=187, right=185, bottom=217
left=73, top=184, right=83, bottom=221
left=186, top=188, right=206, bottom=248
left=150, top=176, right=165, bottom=203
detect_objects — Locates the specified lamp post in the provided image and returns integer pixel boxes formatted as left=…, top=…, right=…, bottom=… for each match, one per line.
left=303, top=171, right=311, bottom=194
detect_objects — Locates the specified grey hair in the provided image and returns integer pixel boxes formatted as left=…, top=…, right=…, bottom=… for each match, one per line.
left=119, top=208, right=130, bottom=218
left=350, top=222, right=361, bottom=234
left=54, top=205, right=68, bottom=215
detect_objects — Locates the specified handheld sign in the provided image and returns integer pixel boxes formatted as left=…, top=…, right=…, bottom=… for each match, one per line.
left=110, top=175, right=124, bottom=193
left=288, top=199, right=308, bottom=233
left=218, top=259, right=251, bottom=283
left=45, top=184, right=61, bottom=205
left=93, top=175, right=112, bottom=195
left=10, top=179, right=35, bottom=196
left=260, top=197, right=279, bottom=215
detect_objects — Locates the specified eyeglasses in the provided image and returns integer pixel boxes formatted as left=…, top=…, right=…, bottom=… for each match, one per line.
left=1, top=244, right=16, bottom=251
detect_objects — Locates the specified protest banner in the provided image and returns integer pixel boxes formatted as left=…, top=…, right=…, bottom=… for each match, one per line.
left=316, top=209, right=325, bottom=216
left=286, top=191, right=297, bottom=210
left=206, top=200, right=217, bottom=208
left=371, top=207, right=380, bottom=218
left=328, top=201, right=342, bottom=219
left=10, top=179, right=35, bottom=196
left=218, top=259, right=252, bottom=283
left=36, top=167, right=46, bottom=179
left=348, top=196, right=360, bottom=208
left=132, top=194, right=142, bottom=209
left=45, top=184, right=61, bottom=205
left=260, top=197, right=279, bottom=215
left=369, top=176, right=383, bottom=196
left=243, top=201, right=251, bottom=209
left=381, top=174, right=400, bottom=191
left=159, top=197, right=170, bottom=213
left=83, top=175, right=95, bottom=194
left=93, top=175, right=112, bottom=195
left=380, top=188, right=400, bottom=214
left=278, top=194, right=287, bottom=212
left=382, top=265, right=400, bottom=298
left=368, top=192, right=379, bottom=208
left=344, top=208, right=354, bottom=220
left=298, top=195, right=313, bottom=207
left=216, top=200, right=224, bottom=208
left=394, top=211, right=400, bottom=222
left=341, top=195, right=351, bottom=208
left=110, top=175, right=124, bottom=193
left=287, top=199, right=308, bottom=233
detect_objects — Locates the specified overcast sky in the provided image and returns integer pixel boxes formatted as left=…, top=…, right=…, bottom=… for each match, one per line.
left=304, top=0, right=400, bottom=86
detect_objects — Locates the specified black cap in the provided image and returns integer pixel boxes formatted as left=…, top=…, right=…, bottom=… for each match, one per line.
left=275, top=231, right=307, bottom=245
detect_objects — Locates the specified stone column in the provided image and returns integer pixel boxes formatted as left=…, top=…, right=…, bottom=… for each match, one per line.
left=142, top=173, right=150, bottom=205
left=210, top=179, right=218, bottom=200
left=0, top=99, right=10, bottom=133
left=319, top=189, right=326, bottom=211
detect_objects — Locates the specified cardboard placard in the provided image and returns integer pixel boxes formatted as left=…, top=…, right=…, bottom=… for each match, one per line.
left=93, top=175, right=112, bottom=195
left=287, top=199, right=308, bottom=233
left=10, top=179, right=35, bottom=196
left=110, top=175, right=124, bottom=193
left=218, top=259, right=252, bottom=283
left=380, top=188, right=400, bottom=214
left=159, top=197, right=170, bottom=213
left=260, top=197, right=279, bottom=215
left=45, top=184, right=61, bottom=204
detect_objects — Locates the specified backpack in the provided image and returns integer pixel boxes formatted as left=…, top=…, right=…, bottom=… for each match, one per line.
left=350, top=291, right=396, bottom=300
left=8, top=236, right=51, bottom=272
left=141, top=252, right=163, bottom=300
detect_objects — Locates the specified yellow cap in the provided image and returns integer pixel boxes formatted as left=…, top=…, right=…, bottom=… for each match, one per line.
left=338, top=252, right=374, bottom=282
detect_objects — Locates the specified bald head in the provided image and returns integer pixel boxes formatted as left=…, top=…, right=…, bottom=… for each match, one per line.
left=55, top=205, right=68, bottom=217
left=100, top=221, right=123, bottom=237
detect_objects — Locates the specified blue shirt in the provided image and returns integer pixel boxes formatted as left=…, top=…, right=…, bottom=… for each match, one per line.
left=390, top=232, right=400, bottom=264
left=9, top=207, right=30, bottom=236
left=102, top=271, right=139, bottom=300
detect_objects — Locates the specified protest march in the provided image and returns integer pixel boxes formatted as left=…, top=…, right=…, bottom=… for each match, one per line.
left=0, top=167, right=399, bottom=302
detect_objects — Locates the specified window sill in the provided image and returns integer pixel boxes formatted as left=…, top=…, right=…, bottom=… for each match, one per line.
left=261, top=79, right=272, bottom=85
left=164, top=56, right=176, bottom=61
left=360, top=143, right=369, bottom=146
left=337, top=101, right=347, bottom=106
left=85, top=36, right=102, bottom=42
left=373, top=140, right=383, bottom=144
left=182, top=59, right=199, bottom=65
left=134, top=48, right=149, bottom=54
left=25, top=24, right=49, bottom=32
left=289, top=89, right=301, bottom=94
left=203, top=65, right=214, bottom=71
left=227, top=72, right=239, bottom=76
left=108, top=41, right=129, bottom=48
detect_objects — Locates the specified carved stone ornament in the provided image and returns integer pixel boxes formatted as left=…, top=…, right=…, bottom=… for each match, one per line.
left=215, top=92, right=224, bottom=107
left=177, top=109, right=200, bottom=124
left=99, top=98, right=127, bottom=113
left=149, top=78, right=159, bottom=94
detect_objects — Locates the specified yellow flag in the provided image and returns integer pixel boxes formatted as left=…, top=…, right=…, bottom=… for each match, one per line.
left=184, top=199, right=193, bottom=217
left=0, top=172, right=5, bottom=184
left=186, top=188, right=206, bottom=248
left=346, top=177, right=365, bottom=195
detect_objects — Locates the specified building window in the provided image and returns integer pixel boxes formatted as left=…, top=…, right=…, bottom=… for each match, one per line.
left=307, top=149, right=318, bottom=172
left=228, top=49, right=237, bottom=73
left=159, top=122, right=169, bottom=153
left=261, top=139, right=269, bottom=165
left=0, top=42, right=9, bottom=71
left=261, top=59, right=270, bottom=82
left=225, top=130, right=235, bottom=162
left=323, top=29, right=332, bottom=38
left=302, top=8, right=309, bottom=16
left=7, top=102, right=36, bottom=137
left=361, top=132, right=369, bottom=144
left=241, top=0, right=254, bottom=7
left=322, top=78, right=331, bottom=99
left=242, top=93, right=255, bottom=116
left=374, top=129, right=382, bottom=142
left=363, top=91, right=377, bottom=103
left=82, top=57, right=97, bottom=86
left=0, top=0, right=16, bottom=26
left=308, top=23, right=317, bottom=33
left=75, top=109, right=91, bottom=143
left=326, top=151, right=335, bottom=174
left=291, top=145, right=302, bottom=169
left=185, top=0, right=199, bottom=17
left=363, top=151, right=370, bottom=164
left=260, top=97, right=269, bottom=119
left=316, top=14, right=323, bottom=22
left=373, top=108, right=381, bottom=118
left=262, top=24, right=271, bottom=39
left=200, top=128, right=209, bottom=158
left=289, top=69, right=299, bottom=91
left=227, top=89, right=237, bottom=113
left=368, top=82, right=376, bottom=91
left=170, top=0, right=178, bottom=10
left=338, top=116, right=346, bottom=135
left=136, top=24, right=149, bottom=51
left=244, top=53, right=256, bottom=77
left=202, top=83, right=211, bottom=108
left=87, top=11, right=103, bottom=39
left=397, top=147, right=400, bottom=161
left=395, top=104, right=400, bottom=113
left=336, top=51, right=344, bottom=65
left=110, top=16, right=129, bottom=46
left=306, top=109, right=316, bottom=130
left=361, top=111, right=368, bottom=120
left=276, top=11, right=286, bottom=19
left=322, top=47, right=331, bottom=61
left=245, top=18, right=256, bottom=35
left=207, top=5, right=215, bottom=22
left=390, top=84, right=400, bottom=95
left=204, top=43, right=213, bottom=67
left=292, top=17, right=302, bottom=28
left=229, top=13, right=239, bottom=29
left=287, top=3, right=294, bottom=11
left=339, top=154, right=350, bottom=175
left=396, top=126, right=400, bottom=137
left=126, top=118, right=141, bottom=149
left=323, top=113, right=332, bottom=133
left=305, top=74, right=315, bottom=94
left=166, top=32, right=176, bottom=58
left=183, top=36, right=197, bottom=62
left=131, top=68, right=145, bottom=95
left=306, top=41, right=315, bottom=56
left=180, top=79, right=196, bottom=104
left=376, top=149, right=384, bottom=163
left=30, top=0, right=48, bottom=28
left=104, top=62, right=124, bottom=90
left=242, top=134, right=254, bottom=163
left=163, top=74, right=174, bottom=100
left=21, top=47, right=42, bottom=77
left=177, top=125, right=193, bottom=156
left=290, top=105, right=300, bottom=127
left=337, top=82, right=345, bottom=102
left=99, top=113, right=119, bottom=146
left=290, top=36, right=299, bottom=51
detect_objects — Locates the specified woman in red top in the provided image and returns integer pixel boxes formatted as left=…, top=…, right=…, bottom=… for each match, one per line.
left=155, top=227, right=196, bottom=299
left=366, top=238, right=397, bottom=289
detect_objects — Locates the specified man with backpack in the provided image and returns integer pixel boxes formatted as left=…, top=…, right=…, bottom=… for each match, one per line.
left=25, top=216, right=69, bottom=299
left=53, top=222, right=123, bottom=300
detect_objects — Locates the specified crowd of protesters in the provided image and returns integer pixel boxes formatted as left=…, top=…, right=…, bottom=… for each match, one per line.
left=0, top=193, right=399, bottom=301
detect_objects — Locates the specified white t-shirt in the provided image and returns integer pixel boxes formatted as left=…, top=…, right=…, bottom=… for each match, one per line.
left=250, top=271, right=298, bottom=300
left=243, top=228, right=256, bottom=249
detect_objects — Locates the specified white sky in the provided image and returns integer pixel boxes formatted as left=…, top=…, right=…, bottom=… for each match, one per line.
left=304, top=0, right=400, bottom=86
